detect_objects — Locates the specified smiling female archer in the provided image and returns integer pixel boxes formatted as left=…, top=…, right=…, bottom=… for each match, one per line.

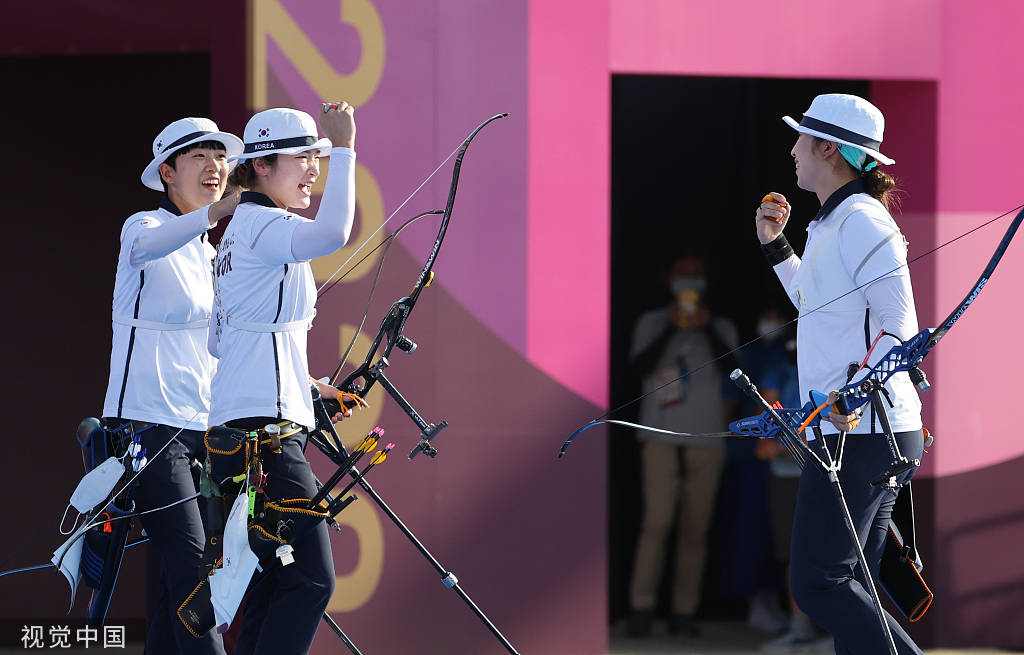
left=206, top=103, right=356, bottom=655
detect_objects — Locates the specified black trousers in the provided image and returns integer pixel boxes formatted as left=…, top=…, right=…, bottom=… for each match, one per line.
left=790, top=429, right=925, bottom=655
left=227, top=418, right=336, bottom=655
left=124, top=422, right=226, bottom=655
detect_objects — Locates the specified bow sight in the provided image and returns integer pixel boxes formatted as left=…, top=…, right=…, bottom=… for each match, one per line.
left=327, top=296, right=449, bottom=461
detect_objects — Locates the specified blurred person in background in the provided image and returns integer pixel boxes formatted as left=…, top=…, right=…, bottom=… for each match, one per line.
left=626, top=255, right=739, bottom=638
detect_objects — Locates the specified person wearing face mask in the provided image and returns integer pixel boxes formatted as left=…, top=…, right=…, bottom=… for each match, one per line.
left=755, top=94, right=924, bottom=654
left=103, top=117, right=243, bottom=654
left=626, top=255, right=739, bottom=639
left=206, top=103, right=356, bottom=655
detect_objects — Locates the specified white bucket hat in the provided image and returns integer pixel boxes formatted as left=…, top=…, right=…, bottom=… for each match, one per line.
left=783, top=94, right=895, bottom=166
left=234, top=108, right=332, bottom=162
left=140, top=117, right=244, bottom=191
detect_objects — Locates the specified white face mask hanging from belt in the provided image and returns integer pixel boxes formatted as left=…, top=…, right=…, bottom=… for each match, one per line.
left=209, top=488, right=261, bottom=632
left=59, top=457, right=127, bottom=534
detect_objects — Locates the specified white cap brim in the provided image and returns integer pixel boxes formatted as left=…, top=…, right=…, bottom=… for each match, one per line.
left=232, top=137, right=333, bottom=162
left=782, top=115, right=895, bottom=166
left=141, top=131, right=244, bottom=191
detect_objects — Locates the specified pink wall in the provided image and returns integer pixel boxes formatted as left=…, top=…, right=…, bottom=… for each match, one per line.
left=526, top=1, right=611, bottom=408
left=609, top=0, right=941, bottom=80
left=930, top=0, right=1024, bottom=481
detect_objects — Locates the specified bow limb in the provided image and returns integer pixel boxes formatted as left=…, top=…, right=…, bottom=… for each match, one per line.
left=558, top=419, right=739, bottom=459
left=408, top=113, right=509, bottom=304
left=927, top=204, right=1024, bottom=347
left=834, top=204, right=1024, bottom=414
left=327, top=114, right=508, bottom=394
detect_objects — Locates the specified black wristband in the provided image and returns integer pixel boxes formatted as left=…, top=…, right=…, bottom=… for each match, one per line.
left=761, top=234, right=795, bottom=266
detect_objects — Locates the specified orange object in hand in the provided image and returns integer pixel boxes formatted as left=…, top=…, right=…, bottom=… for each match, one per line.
left=762, top=193, right=789, bottom=224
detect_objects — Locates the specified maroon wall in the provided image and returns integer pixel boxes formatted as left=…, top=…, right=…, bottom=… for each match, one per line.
left=0, top=0, right=246, bottom=635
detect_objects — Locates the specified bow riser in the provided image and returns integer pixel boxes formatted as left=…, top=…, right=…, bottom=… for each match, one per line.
left=832, top=329, right=932, bottom=415
left=728, top=401, right=819, bottom=439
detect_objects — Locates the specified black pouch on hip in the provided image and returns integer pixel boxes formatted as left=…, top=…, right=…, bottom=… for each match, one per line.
left=878, top=482, right=933, bottom=622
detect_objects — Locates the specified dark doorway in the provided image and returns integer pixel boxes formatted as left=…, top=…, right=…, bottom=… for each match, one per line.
left=608, top=75, right=870, bottom=624
left=0, top=52, right=211, bottom=621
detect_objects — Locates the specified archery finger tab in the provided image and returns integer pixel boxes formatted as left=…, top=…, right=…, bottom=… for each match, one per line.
left=760, top=193, right=789, bottom=224
left=340, top=392, right=369, bottom=408
left=762, top=192, right=788, bottom=206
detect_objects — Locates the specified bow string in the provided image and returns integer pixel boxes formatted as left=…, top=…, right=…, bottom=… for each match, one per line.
left=559, top=203, right=1024, bottom=458
left=314, top=113, right=508, bottom=453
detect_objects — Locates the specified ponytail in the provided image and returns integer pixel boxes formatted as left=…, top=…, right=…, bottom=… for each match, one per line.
left=815, top=136, right=900, bottom=211
left=227, top=154, right=277, bottom=190
left=861, top=164, right=899, bottom=212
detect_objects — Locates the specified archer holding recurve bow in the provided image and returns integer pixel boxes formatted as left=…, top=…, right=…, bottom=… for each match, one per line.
left=755, top=94, right=925, bottom=655
left=206, top=102, right=356, bottom=655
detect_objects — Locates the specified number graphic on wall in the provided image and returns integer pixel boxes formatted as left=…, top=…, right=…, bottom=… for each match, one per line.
left=249, top=0, right=385, bottom=109
left=311, top=162, right=386, bottom=284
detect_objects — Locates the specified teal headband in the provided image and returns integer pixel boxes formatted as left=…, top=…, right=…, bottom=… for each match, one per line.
left=838, top=143, right=878, bottom=172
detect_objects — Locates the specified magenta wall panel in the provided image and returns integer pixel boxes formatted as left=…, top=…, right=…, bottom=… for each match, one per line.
left=527, top=1, right=611, bottom=408
left=609, top=0, right=942, bottom=80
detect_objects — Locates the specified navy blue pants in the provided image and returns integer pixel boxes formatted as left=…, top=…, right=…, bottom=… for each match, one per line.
left=127, top=423, right=226, bottom=655
left=228, top=419, right=336, bottom=655
left=790, top=430, right=925, bottom=655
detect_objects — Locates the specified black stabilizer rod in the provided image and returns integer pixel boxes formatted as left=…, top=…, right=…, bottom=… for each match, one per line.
left=311, top=399, right=520, bottom=655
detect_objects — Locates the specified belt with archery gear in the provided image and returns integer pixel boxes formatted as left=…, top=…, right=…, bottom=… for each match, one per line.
left=179, top=421, right=393, bottom=638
